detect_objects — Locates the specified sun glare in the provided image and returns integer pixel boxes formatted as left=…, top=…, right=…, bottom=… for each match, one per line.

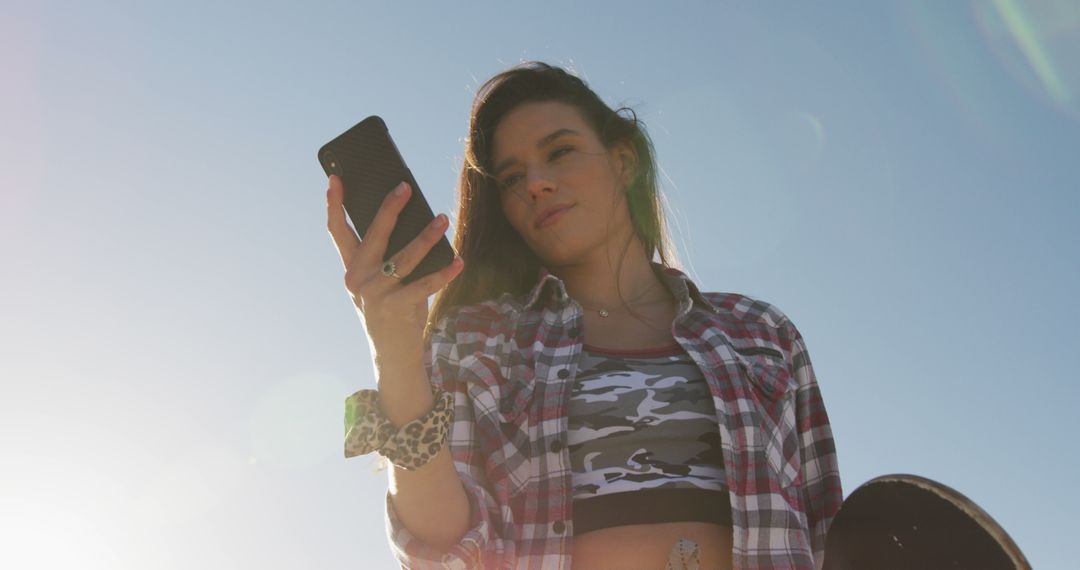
left=0, top=495, right=120, bottom=568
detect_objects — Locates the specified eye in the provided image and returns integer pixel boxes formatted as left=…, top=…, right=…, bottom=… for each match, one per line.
left=549, top=146, right=574, bottom=160
left=498, top=173, right=522, bottom=192
left=497, top=147, right=574, bottom=191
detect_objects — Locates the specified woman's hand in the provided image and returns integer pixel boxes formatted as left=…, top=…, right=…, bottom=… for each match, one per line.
left=326, top=174, right=463, bottom=363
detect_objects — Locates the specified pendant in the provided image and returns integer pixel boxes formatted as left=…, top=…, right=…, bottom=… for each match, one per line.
left=598, top=309, right=610, bottom=318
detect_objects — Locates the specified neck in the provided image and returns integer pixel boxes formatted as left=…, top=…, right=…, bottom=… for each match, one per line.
left=546, top=237, right=670, bottom=310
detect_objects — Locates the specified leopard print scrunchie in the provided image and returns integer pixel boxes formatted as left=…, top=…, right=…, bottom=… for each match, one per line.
left=344, top=388, right=454, bottom=471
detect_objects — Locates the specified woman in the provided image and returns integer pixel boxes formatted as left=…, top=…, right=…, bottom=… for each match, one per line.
left=329, top=62, right=842, bottom=569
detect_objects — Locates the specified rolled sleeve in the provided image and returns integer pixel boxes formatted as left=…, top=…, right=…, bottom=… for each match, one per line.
left=384, top=472, right=505, bottom=569
left=785, top=318, right=843, bottom=568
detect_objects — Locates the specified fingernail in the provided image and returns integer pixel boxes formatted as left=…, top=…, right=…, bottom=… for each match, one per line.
left=394, top=182, right=408, bottom=196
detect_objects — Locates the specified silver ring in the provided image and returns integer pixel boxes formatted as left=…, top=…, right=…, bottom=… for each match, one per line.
left=381, top=259, right=403, bottom=279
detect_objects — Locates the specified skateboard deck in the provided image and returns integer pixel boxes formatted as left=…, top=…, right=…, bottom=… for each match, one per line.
left=823, top=473, right=1030, bottom=570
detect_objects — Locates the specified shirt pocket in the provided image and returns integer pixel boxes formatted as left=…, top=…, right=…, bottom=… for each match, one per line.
left=736, top=348, right=801, bottom=488
left=459, top=353, right=535, bottom=498
left=736, top=347, right=797, bottom=401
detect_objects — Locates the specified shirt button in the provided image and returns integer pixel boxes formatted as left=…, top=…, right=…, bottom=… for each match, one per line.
left=550, top=439, right=564, bottom=453
left=553, top=520, right=566, bottom=534
left=556, top=368, right=570, bottom=379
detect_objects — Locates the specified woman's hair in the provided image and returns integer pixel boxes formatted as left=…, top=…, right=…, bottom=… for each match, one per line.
left=426, top=61, right=678, bottom=337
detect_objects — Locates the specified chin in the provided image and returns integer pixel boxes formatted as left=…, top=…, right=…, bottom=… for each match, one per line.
left=525, top=240, right=572, bottom=267
left=530, top=241, right=604, bottom=270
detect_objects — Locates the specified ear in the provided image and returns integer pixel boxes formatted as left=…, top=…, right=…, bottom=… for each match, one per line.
left=611, top=141, right=638, bottom=189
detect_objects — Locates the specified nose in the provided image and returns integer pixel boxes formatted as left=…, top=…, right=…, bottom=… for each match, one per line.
left=522, top=165, right=557, bottom=201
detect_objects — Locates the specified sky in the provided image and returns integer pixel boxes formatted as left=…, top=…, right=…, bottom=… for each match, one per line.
left=2, top=1, right=1077, bottom=568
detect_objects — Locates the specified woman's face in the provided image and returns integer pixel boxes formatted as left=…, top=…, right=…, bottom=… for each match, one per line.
left=490, top=100, right=636, bottom=268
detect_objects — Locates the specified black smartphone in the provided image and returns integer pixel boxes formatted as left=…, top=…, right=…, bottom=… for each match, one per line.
left=318, top=116, right=455, bottom=285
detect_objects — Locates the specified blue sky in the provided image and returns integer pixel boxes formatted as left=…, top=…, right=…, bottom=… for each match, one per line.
left=2, top=1, right=1077, bottom=568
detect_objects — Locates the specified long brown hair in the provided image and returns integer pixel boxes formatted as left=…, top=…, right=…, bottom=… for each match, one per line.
left=427, top=61, right=678, bottom=336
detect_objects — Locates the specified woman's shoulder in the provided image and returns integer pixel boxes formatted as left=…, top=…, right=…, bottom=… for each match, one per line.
left=427, top=294, right=533, bottom=361
left=432, top=292, right=526, bottom=335
left=698, top=292, right=811, bottom=371
left=657, top=265, right=793, bottom=331
left=700, top=291, right=792, bottom=328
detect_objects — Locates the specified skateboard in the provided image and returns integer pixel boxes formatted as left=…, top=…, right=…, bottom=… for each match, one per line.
left=823, top=473, right=1031, bottom=570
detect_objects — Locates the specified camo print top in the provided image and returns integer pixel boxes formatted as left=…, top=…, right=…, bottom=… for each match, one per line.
left=568, top=343, right=733, bottom=533
left=568, top=343, right=725, bottom=498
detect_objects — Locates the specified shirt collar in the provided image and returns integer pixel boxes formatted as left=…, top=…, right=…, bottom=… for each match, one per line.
left=522, top=262, right=721, bottom=317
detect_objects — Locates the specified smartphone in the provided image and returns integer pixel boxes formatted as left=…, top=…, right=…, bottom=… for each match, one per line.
left=318, top=116, right=455, bottom=285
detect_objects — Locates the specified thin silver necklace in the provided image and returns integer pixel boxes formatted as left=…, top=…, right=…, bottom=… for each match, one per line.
left=576, top=282, right=662, bottom=318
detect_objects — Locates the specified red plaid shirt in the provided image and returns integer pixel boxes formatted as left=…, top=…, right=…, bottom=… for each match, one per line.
left=382, top=264, right=842, bottom=569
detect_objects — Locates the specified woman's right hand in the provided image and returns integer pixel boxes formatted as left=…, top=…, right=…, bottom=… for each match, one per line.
left=326, top=174, right=464, bottom=364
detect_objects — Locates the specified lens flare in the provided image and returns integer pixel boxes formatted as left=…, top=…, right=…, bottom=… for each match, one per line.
left=902, top=1, right=1013, bottom=139
left=979, top=0, right=1080, bottom=119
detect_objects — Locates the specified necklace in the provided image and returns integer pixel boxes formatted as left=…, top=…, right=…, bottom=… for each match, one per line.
left=576, top=281, right=663, bottom=318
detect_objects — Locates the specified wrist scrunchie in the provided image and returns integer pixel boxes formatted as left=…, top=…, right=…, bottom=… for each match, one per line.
left=344, top=387, right=454, bottom=471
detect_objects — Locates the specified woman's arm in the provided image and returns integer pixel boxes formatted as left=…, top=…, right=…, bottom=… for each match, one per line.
left=379, top=353, right=472, bottom=553
left=785, top=318, right=843, bottom=569
left=375, top=313, right=516, bottom=569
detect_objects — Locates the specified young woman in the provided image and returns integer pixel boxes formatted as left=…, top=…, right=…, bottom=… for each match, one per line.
left=329, top=62, right=842, bottom=570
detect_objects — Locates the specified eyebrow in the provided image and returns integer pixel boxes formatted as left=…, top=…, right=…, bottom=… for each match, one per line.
left=492, top=128, right=580, bottom=176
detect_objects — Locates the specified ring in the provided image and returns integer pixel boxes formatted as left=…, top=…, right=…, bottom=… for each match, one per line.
left=381, top=259, right=403, bottom=279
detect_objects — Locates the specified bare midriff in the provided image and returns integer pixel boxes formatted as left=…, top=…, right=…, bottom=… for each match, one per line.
left=571, top=522, right=734, bottom=570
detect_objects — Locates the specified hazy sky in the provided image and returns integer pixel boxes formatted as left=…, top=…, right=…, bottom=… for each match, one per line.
left=2, top=1, right=1077, bottom=568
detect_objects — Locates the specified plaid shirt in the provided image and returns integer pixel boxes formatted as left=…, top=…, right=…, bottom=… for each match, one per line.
left=382, top=264, right=842, bottom=569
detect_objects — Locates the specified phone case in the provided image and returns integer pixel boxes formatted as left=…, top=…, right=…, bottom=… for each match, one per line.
left=318, top=116, right=455, bottom=285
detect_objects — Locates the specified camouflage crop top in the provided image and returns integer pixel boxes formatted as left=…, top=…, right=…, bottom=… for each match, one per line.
left=568, top=343, right=733, bottom=534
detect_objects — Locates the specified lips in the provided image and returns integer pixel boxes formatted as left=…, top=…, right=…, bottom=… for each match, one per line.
left=535, top=204, right=574, bottom=229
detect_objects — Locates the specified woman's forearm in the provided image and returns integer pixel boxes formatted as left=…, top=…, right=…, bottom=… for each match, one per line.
left=376, top=351, right=471, bottom=553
